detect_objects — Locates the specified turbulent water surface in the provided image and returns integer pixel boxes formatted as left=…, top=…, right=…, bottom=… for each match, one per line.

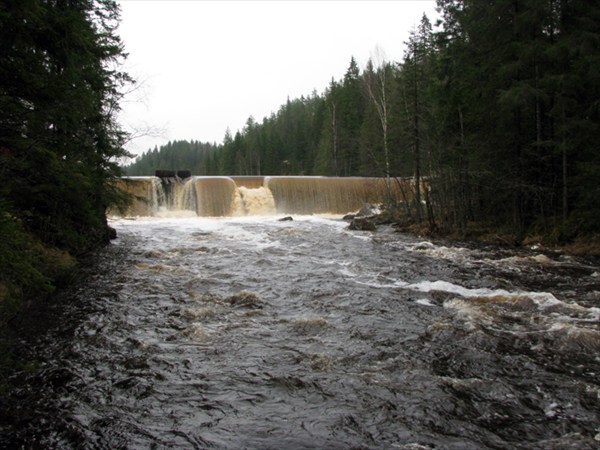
left=2, top=215, right=599, bottom=449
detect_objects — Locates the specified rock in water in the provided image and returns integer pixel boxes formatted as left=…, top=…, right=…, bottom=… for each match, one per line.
left=348, top=217, right=377, bottom=231
left=357, top=203, right=380, bottom=217
left=227, top=291, right=265, bottom=309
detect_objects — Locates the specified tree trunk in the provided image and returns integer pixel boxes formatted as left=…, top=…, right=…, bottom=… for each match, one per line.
left=413, top=53, right=422, bottom=222
left=331, top=102, right=338, bottom=176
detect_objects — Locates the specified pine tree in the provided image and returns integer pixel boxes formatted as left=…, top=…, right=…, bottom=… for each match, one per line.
left=397, top=15, right=436, bottom=220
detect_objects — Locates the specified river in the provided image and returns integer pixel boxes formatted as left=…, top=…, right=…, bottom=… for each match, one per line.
left=1, top=214, right=599, bottom=449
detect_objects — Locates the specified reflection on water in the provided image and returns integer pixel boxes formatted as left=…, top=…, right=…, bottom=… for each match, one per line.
left=1, top=216, right=599, bottom=449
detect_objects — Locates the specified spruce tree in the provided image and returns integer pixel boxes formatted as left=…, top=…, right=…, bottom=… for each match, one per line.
left=0, top=0, right=130, bottom=253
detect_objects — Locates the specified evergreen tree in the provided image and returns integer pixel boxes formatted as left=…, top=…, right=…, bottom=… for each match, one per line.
left=431, top=0, right=600, bottom=235
left=124, top=140, right=221, bottom=176
left=397, top=15, right=437, bottom=220
left=1, top=0, right=130, bottom=252
left=338, top=57, right=365, bottom=176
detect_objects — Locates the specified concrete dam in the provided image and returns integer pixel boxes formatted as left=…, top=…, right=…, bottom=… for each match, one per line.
left=113, top=176, right=406, bottom=217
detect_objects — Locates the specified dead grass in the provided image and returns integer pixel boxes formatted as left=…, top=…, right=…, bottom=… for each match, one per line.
left=560, top=235, right=600, bottom=256
left=388, top=213, right=600, bottom=256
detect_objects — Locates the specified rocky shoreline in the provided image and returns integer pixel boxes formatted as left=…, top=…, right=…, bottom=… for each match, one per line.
left=342, top=203, right=600, bottom=258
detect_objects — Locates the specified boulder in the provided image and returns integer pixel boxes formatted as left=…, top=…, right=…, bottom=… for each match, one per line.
left=107, top=225, right=117, bottom=240
left=227, top=291, right=265, bottom=309
left=278, top=216, right=293, bottom=222
left=348, top=217, right=377, bottom=231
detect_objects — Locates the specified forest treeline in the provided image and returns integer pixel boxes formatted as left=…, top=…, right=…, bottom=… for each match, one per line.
left=126, top=0, right=599, bottom=240
left=0, top=0, right=129, bottom=322
left=126, top=140, right=221, bottom=176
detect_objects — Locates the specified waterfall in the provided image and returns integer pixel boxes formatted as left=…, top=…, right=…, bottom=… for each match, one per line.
left=193, top=177, right=238, bottom=216
left=112, top=176, right=406, bottom=217
left=265, top=176, right=392, bottom=214
left=174, top=178, right=197, bottom=211
left=237, top=186, right=276, bottom=215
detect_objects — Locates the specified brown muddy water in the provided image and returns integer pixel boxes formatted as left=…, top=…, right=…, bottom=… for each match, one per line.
left=1, top=215, right=599, bottom=449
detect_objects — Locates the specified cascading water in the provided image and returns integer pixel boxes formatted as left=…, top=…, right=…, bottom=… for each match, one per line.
left=112, top=176, right=197, bottom=217
left=110, top=176, right=165, bottom=216
left=193, top=177, right=239, bottom=217
left=236, top=186, right=276, bottom=215
left=264, top=176, right=394, bottom=215
left=173, top=177, right=197, bottom=212
left=113, top=176, right=408, bottom=218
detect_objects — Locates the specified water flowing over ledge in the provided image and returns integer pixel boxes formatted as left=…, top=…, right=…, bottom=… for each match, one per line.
left=111, top=176, right=405, bottom=217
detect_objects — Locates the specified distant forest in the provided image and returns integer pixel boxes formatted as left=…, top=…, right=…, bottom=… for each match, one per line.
left=126, top=140, right=220, bottom=176
left=125, top=0, right=599, bottom=237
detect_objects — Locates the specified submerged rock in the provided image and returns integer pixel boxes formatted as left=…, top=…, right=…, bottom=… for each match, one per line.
left=291, top=317, right=331, bottom=334
left=348, top=217, right=377, bottom=231
left=278, top=216, right=293, bottom=222
left=227, top=291, right=265, bottom=309
left=343, top=203, right=380, bottom=223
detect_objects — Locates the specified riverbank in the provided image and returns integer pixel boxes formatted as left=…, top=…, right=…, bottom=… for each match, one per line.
left=0, top=212, right=118, bottom=396
left=351, top=205, right=600, bottom=257
left=0, top=217, right=78, bottom=395
left=0, top=218, right=75, bottom=326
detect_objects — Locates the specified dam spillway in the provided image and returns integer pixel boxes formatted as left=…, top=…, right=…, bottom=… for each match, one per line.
left=113, top=176, right=405, bottom=217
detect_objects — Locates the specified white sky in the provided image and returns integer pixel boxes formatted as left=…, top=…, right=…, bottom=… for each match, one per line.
left=117, top=0, right=438, bottom=157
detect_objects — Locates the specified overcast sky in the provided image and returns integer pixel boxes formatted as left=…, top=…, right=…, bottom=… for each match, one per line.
left=117, top=0, right=438, bottom=157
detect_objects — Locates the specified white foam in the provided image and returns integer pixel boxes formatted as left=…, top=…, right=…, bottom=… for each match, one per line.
left=407, top=280, right=504, bottom=298
left=415, top=298, right=435, bottom=306
left=406, top=279, right=562, bottom=308
left=154, top=208, right=197, bottom=218
left=408, top=242, right=473, bottom=263
left=411, top=241, right=435, bottom=251
left=237, top=186, right=276, bottom=215
left=490, top=254, right=557, bottom=266
left=355, top=279, right=408, bottom=289
left=338, top=267, right=564, bottom=309
left=339, top=267, right=358, bottom=278
left=587, top=307, right=600, bottom=321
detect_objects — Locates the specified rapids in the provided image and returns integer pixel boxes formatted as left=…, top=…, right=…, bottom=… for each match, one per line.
left=1, top=215, right=599, bottom=449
